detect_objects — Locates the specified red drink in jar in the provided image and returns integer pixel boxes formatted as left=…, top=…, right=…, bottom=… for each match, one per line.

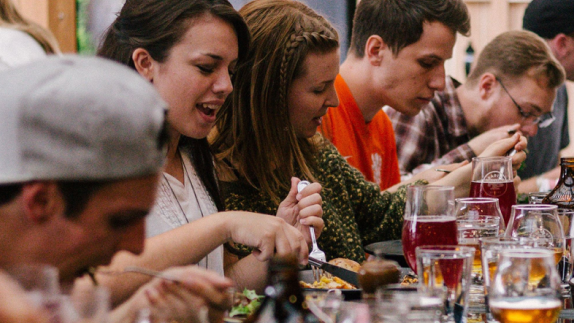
left=469, top=180, right=516, bottom=227
left=402, top=216, right=458, bottom=272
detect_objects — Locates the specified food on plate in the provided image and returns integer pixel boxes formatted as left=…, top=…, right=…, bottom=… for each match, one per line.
left=401, top=274, right=418, bottom=286
left=299, top=258, right=360, bottom=289
left=229, top=289, right=264, bottom=318
left=300, top=275, right=356, bottom=289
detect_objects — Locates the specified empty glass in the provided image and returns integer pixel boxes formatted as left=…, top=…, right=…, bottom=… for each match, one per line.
left=489, top=248, right=562, bottom=323
left=375, top=285, right=444, bottom=323
left=416, top=245, right=474, bottom=323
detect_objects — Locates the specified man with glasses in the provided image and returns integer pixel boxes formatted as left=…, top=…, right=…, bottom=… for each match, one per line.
left=518, top=0, right=574, bottom=192
left=386, top=30, right=564, bottom=179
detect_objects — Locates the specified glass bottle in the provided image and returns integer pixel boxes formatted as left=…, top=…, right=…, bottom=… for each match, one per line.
left=542, top=157, right=574, bottom=209
left=244, top=256, right=319, bottom=323
left=357, top=249, right=401, bottom=298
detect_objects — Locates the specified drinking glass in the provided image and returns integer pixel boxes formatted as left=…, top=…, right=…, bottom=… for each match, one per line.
left=489, top=248, right=562, bottom=323
left=69, top=284, right=110, bottom=323
left=375, top=285, right=444, bottom=323
left=469, top=156, right=516, bottom=226
left=479, top=237, right=536, bottom=322
left=529, top=192, right=550, bottom=204
left=505, top=204, right=565, bottom=267
left=305, top=289, right=343, bottom=323
left=558, top=209, right=574, bottom=292
left=416, top=245, right=474, bottom=323
left=402, top=185, right=457, bottom=272
left=6, top=264, right=69, bottom=322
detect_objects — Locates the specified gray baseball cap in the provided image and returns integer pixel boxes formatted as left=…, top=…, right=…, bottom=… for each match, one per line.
left=0, top=55, right=167, bottom=184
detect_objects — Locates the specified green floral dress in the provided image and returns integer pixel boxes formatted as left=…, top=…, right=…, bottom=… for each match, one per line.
left=221, top=141, right=425, bottom=263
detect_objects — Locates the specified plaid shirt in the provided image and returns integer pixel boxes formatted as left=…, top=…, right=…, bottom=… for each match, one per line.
left=386, top=76, right=476, bottom=179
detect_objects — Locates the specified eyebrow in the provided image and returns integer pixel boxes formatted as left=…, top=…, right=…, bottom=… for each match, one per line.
left=109, top=210, right=150, bottom=227
left=525, top=103, right=543, bottom=115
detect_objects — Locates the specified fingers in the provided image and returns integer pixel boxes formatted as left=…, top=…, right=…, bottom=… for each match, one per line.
left=296, top=182, right=321, bottom=201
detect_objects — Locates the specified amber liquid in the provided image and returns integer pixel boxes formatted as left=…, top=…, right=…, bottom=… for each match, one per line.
left=459, top=242, right=482, bottom=274
left=469, top=181, right=516, bottom=226
left=490, top=298, right=561, bottom=323
left=421, top=258, right=465, bottom=290
left=552, top=247, right=564, bottom=266
left=402, top=216, right=458, bottom=272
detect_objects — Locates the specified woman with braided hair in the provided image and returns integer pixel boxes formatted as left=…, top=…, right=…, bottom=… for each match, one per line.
left=212, top=0, right=520, bottom=264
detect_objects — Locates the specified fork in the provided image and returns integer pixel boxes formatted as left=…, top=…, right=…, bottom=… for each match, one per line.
left=297, top=180, right=327, bottom=283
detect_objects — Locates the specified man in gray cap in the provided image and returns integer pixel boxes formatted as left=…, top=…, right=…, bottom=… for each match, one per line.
left=0, top=55, right=236, bottom=322
left=518, top=0, right=574, bottom=192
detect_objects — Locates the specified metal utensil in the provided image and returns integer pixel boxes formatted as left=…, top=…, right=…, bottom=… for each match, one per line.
left=297, top=180, right=326, bottom=282
left=308, top=257, right=360, bottom=287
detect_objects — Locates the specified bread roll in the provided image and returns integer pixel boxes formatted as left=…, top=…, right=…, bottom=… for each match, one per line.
left=328, top=258, right=361, bottom=272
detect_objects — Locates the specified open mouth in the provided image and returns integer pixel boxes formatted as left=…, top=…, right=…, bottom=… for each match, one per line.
left=196, top=103, right=220, bottom=117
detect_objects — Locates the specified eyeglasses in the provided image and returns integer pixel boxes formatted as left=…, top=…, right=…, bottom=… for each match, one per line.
left=496, top=77, right=555, bottom=128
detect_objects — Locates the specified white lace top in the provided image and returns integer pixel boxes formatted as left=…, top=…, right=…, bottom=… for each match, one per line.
left=146, top=151, right=223, bottom=275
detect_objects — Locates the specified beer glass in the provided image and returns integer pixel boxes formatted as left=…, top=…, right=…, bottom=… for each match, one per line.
left=416, top=245, right=474, bottom=323
left=489, top=248, right=561, bottom=323
left=402, top=185, right=457, bottom=272
left=505, top=204, right=564, bottom=266
left=469, top=156, right=516, bottom=226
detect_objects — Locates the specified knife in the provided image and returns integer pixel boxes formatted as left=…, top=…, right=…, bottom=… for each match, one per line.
left=308, top=256, right=360, bottom=287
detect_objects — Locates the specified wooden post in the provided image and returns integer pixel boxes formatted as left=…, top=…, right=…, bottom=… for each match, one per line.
left=13, top=0, right=77, bottom=53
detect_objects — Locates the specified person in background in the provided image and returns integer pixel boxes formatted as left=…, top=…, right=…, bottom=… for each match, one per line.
left=518, top=0, right=574, bottom=193
left=97, top=0, right=323, bottom=303
left=0, top=0, right=59, bottom=70
left=0, top=55, right=233, bottom=323
left=211, top=0, right=527, bottom=264
left=320, top=0, right=472, bottom=191
left=386, top=30, right=564, bottom=179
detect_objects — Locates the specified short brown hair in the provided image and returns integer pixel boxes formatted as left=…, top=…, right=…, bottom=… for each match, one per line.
left=349, top=0, right=470, bottom=57
left=467, top=30, right=565, bottom=88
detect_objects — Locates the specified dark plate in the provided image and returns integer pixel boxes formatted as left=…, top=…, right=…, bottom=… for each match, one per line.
left=364, top=240, right=408, bottom=268
left=299, top=270, right=362, bottom=300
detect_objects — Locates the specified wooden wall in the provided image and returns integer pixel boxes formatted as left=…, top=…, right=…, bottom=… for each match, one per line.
left=446, top=0, right=531, bottom=81
left=13, top=0, right=77, bottom=53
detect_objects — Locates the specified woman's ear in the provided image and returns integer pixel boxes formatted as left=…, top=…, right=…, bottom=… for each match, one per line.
left=132, top=48, right=155, bottom=82
left=20, top=182, right=64, bottom=223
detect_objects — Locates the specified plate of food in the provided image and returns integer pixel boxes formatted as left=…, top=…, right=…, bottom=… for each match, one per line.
left=299, top=258, right=362, bottom=300
left=225, top=288, right=264, bottom=322
left=364, top=240, right=408, bottom=268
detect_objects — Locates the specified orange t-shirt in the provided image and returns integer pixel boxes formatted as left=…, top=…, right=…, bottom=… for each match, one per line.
left=320, top=75, right=401, bottom=190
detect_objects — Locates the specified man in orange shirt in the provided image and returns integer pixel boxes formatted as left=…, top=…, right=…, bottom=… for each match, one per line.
left=321, top=0, right=470, bottom=190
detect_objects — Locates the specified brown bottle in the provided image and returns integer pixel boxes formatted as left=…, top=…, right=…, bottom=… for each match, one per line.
left=357, top=250, right=401, bottom=297
left=244, top=256, right=319, bottom=323
left=542, top=157, right=574, bottom=209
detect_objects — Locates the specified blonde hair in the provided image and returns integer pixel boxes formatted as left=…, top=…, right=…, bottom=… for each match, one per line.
left=0, top=0, right=60, bottom=54
left=212, top=0, right=339, bottom=203
left=467, top=30, right=564, bottom=88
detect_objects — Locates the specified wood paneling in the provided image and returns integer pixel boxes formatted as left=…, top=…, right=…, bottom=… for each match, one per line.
left=13, top=0, right=77, bottom=53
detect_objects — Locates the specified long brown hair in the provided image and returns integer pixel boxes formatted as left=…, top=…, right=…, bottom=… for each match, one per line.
left=0, top=0, right=60, bottom=54
left=212, top=0, right=339, bottom=203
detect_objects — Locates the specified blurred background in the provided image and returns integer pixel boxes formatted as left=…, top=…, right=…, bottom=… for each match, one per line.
left=8, top=0, right=536, bottom=83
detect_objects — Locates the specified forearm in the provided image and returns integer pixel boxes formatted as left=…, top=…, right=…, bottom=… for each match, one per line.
left=224, top=252, right=268, bottom=293
left=101, top=212, right=240, bottom=306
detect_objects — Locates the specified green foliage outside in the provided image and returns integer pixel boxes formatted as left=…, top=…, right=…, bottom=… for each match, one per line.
left=76, top=0, right=95, bottom=54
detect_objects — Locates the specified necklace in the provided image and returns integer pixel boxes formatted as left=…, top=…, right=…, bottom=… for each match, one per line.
left=162, top=152, right=208, bottom=266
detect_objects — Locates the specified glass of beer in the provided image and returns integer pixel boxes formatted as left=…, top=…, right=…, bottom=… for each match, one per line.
left=505, top=204, right=565, bottom=267
left=455, top=197, right=502, bottom=306
left=469, top=156, right=516, bottom=226
left=489, top=248, right=562, bottom=323
left=402, top=185, right=457, bottom=272
left=480, top=237, right=536, bottom=322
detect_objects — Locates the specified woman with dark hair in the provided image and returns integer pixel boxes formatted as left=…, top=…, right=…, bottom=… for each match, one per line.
left=97, top=0, right=324, bottom=304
